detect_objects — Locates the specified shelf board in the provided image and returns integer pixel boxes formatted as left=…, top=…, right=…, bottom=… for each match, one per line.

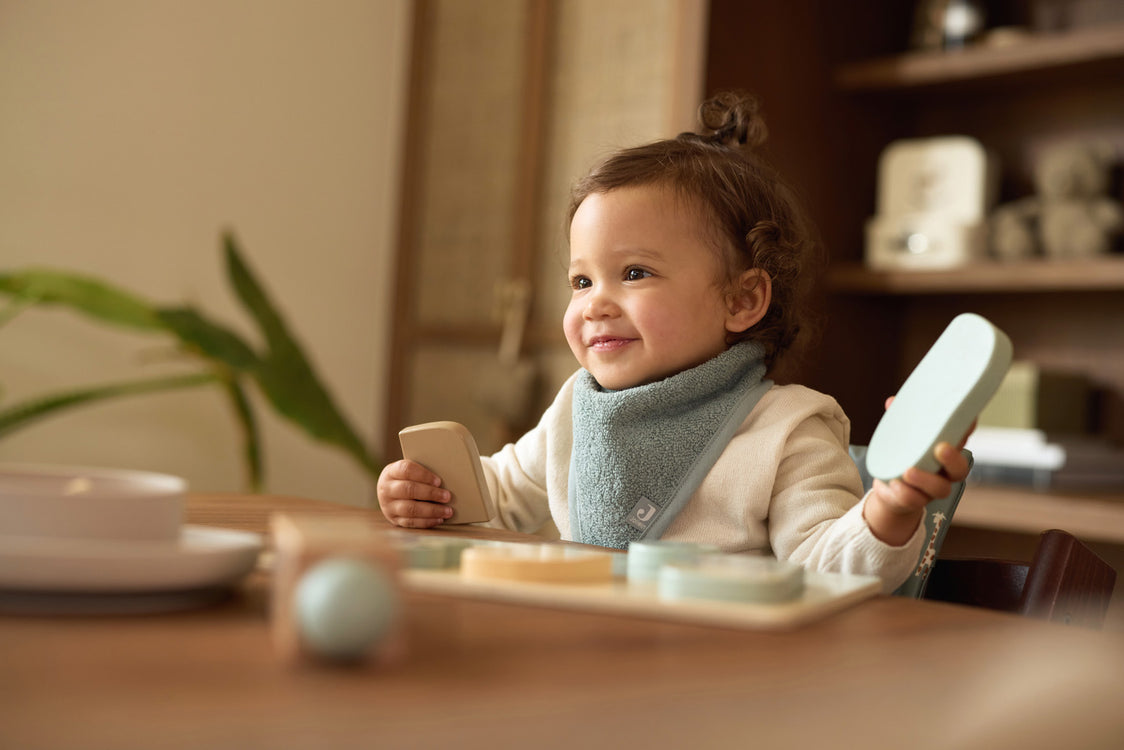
left=954, top=484, right=1124, bottom=545
left=825, top=257, right=1124, bottom=295
left=834, top=24, right=1124, bottom=92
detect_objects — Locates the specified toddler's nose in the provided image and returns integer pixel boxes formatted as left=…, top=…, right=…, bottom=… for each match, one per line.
left=583, top=288, right=619, bottom=319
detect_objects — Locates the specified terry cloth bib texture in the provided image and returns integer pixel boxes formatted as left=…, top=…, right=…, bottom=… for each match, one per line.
left=568, top=342, right=772, bottom=548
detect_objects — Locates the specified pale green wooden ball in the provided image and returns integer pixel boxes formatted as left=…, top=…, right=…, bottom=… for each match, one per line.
left=293, top=557, right=398, bottom=661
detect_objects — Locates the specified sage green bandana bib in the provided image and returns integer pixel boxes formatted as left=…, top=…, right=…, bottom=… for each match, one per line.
left=568, top=342, right=772, bottom=548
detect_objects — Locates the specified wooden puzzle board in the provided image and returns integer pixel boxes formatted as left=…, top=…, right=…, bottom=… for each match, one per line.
left=400, top=548, right=882, bottom=631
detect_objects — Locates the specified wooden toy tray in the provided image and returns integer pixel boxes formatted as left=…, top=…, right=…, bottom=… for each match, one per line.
left=401, top=552, right=881, bottom=631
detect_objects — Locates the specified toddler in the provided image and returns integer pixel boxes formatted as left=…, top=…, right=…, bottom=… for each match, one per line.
left=377, top=92, right=970, bottom=591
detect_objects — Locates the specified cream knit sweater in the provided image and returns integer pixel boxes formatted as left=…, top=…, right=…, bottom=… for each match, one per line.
left=479, top=372, right=926, bottom=592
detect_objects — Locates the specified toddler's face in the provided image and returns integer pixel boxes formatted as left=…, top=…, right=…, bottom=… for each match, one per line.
left=564, top=185, right=736, bottom=390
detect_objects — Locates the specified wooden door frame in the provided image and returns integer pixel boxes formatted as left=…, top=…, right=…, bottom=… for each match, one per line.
left=382, top=0, right=555, bottom=460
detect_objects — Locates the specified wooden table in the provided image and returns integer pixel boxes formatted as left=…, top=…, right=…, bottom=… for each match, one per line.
left=3, top=493, right=1123, bottom=749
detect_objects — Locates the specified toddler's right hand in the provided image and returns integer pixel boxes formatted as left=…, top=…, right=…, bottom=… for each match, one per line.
left=376, top=459, right=454, bottom=528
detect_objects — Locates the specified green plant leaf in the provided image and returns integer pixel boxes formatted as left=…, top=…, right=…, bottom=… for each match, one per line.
left=156, top=308, right=268, bottom=490
left=222, top=233, right=380, bottom=477
left=0, top=372, right=217, bottom=440
left=0, top=269, right=165, bottom=331
left=156, top=307, right=260, bottom=370
left=2, top=234, right=383, bottom=491
left=220, top=375, right=263, bottom=492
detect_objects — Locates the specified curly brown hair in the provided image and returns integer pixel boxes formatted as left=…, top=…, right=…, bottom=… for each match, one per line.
left=567, top=91, right=822, bottom=371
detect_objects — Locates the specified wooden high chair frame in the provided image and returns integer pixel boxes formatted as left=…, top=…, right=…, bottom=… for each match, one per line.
left=924, top=529, right=1117, bottom=629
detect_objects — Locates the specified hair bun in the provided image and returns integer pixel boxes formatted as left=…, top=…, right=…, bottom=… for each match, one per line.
left=697, top=91, right=767, bottom=149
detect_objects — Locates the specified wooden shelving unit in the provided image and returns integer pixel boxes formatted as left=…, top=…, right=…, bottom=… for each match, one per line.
left=830, top=21, right=1124, bottom=536
left=834, top=23, right=1124, bottom=92
left=955, top=485, right=1124, bottom=545
left=826, top=257, right=1124, bottom=295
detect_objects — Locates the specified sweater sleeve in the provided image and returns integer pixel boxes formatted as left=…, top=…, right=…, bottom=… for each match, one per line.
left=478, top=428, right=551, bottom=535
left=761, top=389, right=927, bottom=593
left=476, top=374, right=577, bottom=535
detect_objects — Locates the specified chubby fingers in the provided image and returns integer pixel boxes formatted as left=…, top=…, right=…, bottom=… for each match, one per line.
left=872, top=476, right=935, bottom=515
left=874, top=443, right=964, bottom=514
left=385, top=498, right=454, bottom=528
left=379, top=459, right=450, bottom=503
left=898, top=465, right=954, bottom=505
left=376, top=459, right=453, bottom=528
left=933, top=441, right=971, bottom=482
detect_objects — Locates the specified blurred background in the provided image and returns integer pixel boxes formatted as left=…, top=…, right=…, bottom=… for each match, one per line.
left=0, top=0, right=705, bottom=506
left=3, top=0, right=1123, bottom=514
left=1, top=1, right=410, bottom=504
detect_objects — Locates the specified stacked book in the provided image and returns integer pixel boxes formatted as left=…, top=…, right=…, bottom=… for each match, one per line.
left=965, top=361, right=1124, bottom=490
left=966, top=427, right=1124, bottom=490
left=965, top=427, right=1061, bottom=490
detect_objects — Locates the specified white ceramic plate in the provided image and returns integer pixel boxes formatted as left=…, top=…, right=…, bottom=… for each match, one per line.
left=0, top=525, right=263, bottom=593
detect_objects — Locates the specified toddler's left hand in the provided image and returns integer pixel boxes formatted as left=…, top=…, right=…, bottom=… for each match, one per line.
left=863, top=397, right=974, bottom=546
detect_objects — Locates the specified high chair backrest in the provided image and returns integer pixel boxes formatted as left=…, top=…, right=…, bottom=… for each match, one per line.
left=1018, top=529, right=1117, bottom=626
left=847, top=444, right=972, bottom=599
left=924, top=529, right=1118, bottom=629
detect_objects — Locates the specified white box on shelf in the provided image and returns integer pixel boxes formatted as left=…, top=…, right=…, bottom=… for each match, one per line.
left=865, top=136, right=998, bottom=270
left=865, top=213, right=988, bottom=270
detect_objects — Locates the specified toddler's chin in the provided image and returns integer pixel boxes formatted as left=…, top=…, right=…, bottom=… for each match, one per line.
left=589, top=370, right=640, bottom=392
left=592, top=368, right=665, bottom=391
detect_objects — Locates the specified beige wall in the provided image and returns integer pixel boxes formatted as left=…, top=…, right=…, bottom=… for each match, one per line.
left=0, top=0, right=411, bottom=505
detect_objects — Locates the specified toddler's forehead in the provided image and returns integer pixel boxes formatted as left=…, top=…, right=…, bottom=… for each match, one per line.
left=569, top=183, right=737, bottom=265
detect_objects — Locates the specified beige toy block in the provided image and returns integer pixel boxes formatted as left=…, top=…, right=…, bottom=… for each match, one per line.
left=270, top=512, right=406, bottom=665
left=398, top=421, right=496, bottom=524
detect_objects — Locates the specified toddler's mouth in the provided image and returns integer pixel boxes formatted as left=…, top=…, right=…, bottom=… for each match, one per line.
left=587, top=336, right=634, bottom=352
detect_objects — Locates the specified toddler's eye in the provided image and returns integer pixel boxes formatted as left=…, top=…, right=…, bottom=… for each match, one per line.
left=570, top=275, right=592, bottom=290
left=625, top=267, right=651, bottom=281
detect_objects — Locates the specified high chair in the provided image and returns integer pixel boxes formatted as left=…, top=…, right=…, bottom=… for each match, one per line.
left=925, top=529, right=1117, bottom=629
left=848, top=445, right=1117, bottom=629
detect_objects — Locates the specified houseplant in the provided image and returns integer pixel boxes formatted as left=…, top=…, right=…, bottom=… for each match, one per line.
left=0, top=232, right=380, bottom=490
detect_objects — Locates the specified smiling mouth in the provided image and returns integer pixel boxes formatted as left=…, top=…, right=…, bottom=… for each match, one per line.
left=587, top=336, right=634, bottom=352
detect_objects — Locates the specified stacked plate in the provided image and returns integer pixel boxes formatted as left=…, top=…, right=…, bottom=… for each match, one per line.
left=0, top=464, right=262, bottom=613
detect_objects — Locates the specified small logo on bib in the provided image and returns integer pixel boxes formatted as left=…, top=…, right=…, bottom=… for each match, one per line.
left=627, top=497, right=660, bottom=531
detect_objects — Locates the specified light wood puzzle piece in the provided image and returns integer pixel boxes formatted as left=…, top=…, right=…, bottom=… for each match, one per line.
left=270, top=513, right=406, bottom=665
left=398, top=421, right=496, bottom=524
left=460, top=544, right=614, bottom=584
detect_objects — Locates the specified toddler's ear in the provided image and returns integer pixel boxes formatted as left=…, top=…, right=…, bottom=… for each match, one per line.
left=725, top=268, right=771, bottom=334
